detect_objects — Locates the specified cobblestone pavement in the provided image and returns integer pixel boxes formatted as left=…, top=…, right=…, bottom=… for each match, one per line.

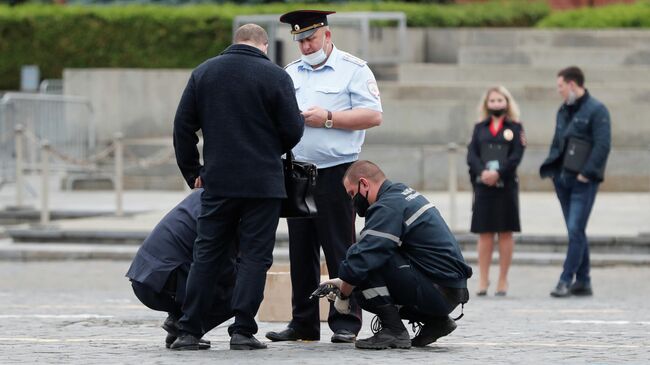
left=1, top=261, right=649, bottom=364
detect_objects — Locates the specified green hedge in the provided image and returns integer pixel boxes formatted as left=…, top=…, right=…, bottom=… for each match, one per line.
left=0, top=1, right=550, bottom=90
left=538, top=1, right=650, bottom=28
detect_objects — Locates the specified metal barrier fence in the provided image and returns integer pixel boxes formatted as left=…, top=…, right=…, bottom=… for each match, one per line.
left=0, top=102, right=14, bottom=186
left=0, top=92, right=95, bottom=176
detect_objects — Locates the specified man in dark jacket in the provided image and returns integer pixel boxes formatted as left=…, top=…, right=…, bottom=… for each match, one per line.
left=172, top=24, right=304, bottom=350
left=126, top=189, right=235, bottom=350
left=540, top=66, right=611, bottom=298
left=321, top=161, right=472, bottom=350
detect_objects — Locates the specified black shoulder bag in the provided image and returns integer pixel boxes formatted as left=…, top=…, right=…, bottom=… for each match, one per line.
left=280, top=152, right=318, bottom=218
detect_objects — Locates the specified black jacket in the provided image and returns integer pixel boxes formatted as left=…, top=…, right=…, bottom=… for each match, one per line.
left=338, top=181, right=472, bottom=289
left=173, top=44, right=304, bottom=197
left=467, top=118, right=525, bottom=186
left=540, top=91, right=611, bottom=182
left=126, top=190, right=201, bottom=292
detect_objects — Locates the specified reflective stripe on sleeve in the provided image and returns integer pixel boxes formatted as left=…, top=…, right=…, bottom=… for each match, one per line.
left=360, top=229, right=402, bottom=246
left=362, top=286, right=390, bottom=299
left=405, top=202, right=435, bottom=226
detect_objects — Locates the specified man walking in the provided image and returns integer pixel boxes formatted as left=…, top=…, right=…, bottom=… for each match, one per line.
left=540, top=66, right=611, bottom=298
left=266, top=10, right=382, bottom=344
left=172, top=24, right=304, bottom=350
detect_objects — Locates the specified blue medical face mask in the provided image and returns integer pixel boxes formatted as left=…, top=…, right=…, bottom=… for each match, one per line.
left=300, top=34, right=328, bottom=66
left=352, top=181, right=370, bottom=217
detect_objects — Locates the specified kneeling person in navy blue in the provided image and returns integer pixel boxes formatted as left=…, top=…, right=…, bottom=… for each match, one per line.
left=321, top=161, right=472, bottom=349
left=126, top=189, right=236, bottom=349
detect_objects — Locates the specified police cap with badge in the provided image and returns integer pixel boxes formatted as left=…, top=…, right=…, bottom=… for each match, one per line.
left=280, top=10, right=336, bottom=41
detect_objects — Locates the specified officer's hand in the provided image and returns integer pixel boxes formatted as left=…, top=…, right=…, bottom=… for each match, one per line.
left=302, top=107, right=328, bottom=128
left=194, top=176, right=203, bottom=188
left=577, top=174, right=590, bottom=183
left=334, top=293, right=351, bottom=315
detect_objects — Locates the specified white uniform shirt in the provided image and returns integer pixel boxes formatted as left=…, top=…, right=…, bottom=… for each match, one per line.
left=285, top=46, right=382, bottom=168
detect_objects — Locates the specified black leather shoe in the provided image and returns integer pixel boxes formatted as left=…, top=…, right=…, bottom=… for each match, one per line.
left=161, top=315, right=180, bottom=336
left=265, top=327, right=319, bottom=342
left=230, top=334, right=267, bottom=350
left=550, top=282, right=571, bottom=298
left=331, top=329, right=356, bottom=343
left=411, top=317, right=457, bottom=347
left=166, top=333, right=210, bottom=350
left=570, top=281, right=593, bottom=296
left=170, top=334, right=202, bottom=351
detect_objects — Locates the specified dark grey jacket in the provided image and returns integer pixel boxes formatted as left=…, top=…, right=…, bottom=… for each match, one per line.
left=339, top=181, right=473, bottom=289
left=540, top=91, right=611, bottom=182
left=173, top=44, right=304, bottom=197
left=126, top=190, right=201, bottom=292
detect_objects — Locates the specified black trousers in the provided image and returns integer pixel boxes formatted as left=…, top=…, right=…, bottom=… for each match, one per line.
left=287, top=162, right=362, bottom=337
left=132, top=266, right=236, bottom=334
left=353, top=253, right=467, bottom=323
left=131, top=269, right=186, bottom=320
left=178, top=194, right=281, bottom=337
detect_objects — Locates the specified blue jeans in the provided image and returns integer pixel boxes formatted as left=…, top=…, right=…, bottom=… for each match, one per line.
left=553, top=173, right=599, bottom=285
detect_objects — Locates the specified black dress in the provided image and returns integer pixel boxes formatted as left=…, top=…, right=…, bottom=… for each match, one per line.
left=467, top=118, right=525, bottom=233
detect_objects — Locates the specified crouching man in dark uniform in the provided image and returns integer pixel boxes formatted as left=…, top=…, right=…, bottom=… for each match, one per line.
left=321, top=160, right=472, bottom=349
left=126, top=189, right=236, bottom=349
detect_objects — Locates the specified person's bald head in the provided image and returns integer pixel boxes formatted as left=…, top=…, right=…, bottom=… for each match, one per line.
left=343, top=160, right=386, bottom=205
left=234, top=24, right=269, bottom=53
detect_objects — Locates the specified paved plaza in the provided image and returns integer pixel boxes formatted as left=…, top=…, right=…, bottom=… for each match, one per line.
left=1, top=261, right=649, bottom=364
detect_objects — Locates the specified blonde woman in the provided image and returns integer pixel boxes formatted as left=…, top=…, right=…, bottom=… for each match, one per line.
left=466, top=86, right=525, bottom=296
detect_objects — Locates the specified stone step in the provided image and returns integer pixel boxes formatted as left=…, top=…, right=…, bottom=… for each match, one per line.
left=378, top=81, right=650, bottom=104
left=2, top=241, right=650, bottom=266
left=374, top=98, right=650, bottom=147
left=425, top=29, right=650, bottom=63
left=458, top=46, right=650, bottom=66
left=7, top=226, right=649, bottom=254
left=359, top=145, right=650, bottom=192
left=396, top=64, right=650, bottom=86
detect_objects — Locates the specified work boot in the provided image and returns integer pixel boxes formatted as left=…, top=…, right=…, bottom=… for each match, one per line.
left=411, top=316, right=457, bottom=347
left=355, top=305, right=410, bottom=350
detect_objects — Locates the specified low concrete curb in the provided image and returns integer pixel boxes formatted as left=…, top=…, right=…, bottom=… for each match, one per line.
left=2, top=241, right=650, bottom=266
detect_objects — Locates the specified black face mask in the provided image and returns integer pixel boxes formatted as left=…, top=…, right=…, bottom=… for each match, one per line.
left=352, top=181, right=370, bottom=217
left=488, top=108, right=507, bottom=117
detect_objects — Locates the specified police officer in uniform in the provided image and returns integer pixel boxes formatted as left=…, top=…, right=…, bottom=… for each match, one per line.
left=126, top=190, right=235, bottom=349
left=266, top=10, right=383, bottom=344
left=172, top=24, right=304, bottom=350
left=321, top=161, right=472, bottom=349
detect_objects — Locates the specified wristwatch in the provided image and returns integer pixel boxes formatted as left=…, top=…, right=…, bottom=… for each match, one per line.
left=324, top=110, right=333, bottom=129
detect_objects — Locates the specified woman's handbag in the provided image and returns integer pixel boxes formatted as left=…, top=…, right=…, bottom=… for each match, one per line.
left=281, top=152, right=318, bottom=218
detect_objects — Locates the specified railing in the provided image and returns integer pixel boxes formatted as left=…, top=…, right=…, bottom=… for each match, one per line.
left=0, top=92, right=95, bottom=175
left=9, top=124, right=185, bottom=224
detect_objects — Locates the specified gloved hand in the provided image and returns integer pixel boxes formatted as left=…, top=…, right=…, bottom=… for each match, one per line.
left=334, top=293, right=351, bottom=315
left=309, top=283, right=340, bottom=302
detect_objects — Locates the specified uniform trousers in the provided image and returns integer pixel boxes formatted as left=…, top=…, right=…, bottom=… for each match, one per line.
left=287, top=162, right=362, bottom=337
left=353, top=253, right=467, bottom=323
left=178, top=193, right=281, bottom=337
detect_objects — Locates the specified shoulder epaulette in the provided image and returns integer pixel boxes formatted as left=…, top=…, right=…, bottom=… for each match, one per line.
left=341, top=52, right=366, bottom=67
left=284, top=59, right=301, bottom=69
